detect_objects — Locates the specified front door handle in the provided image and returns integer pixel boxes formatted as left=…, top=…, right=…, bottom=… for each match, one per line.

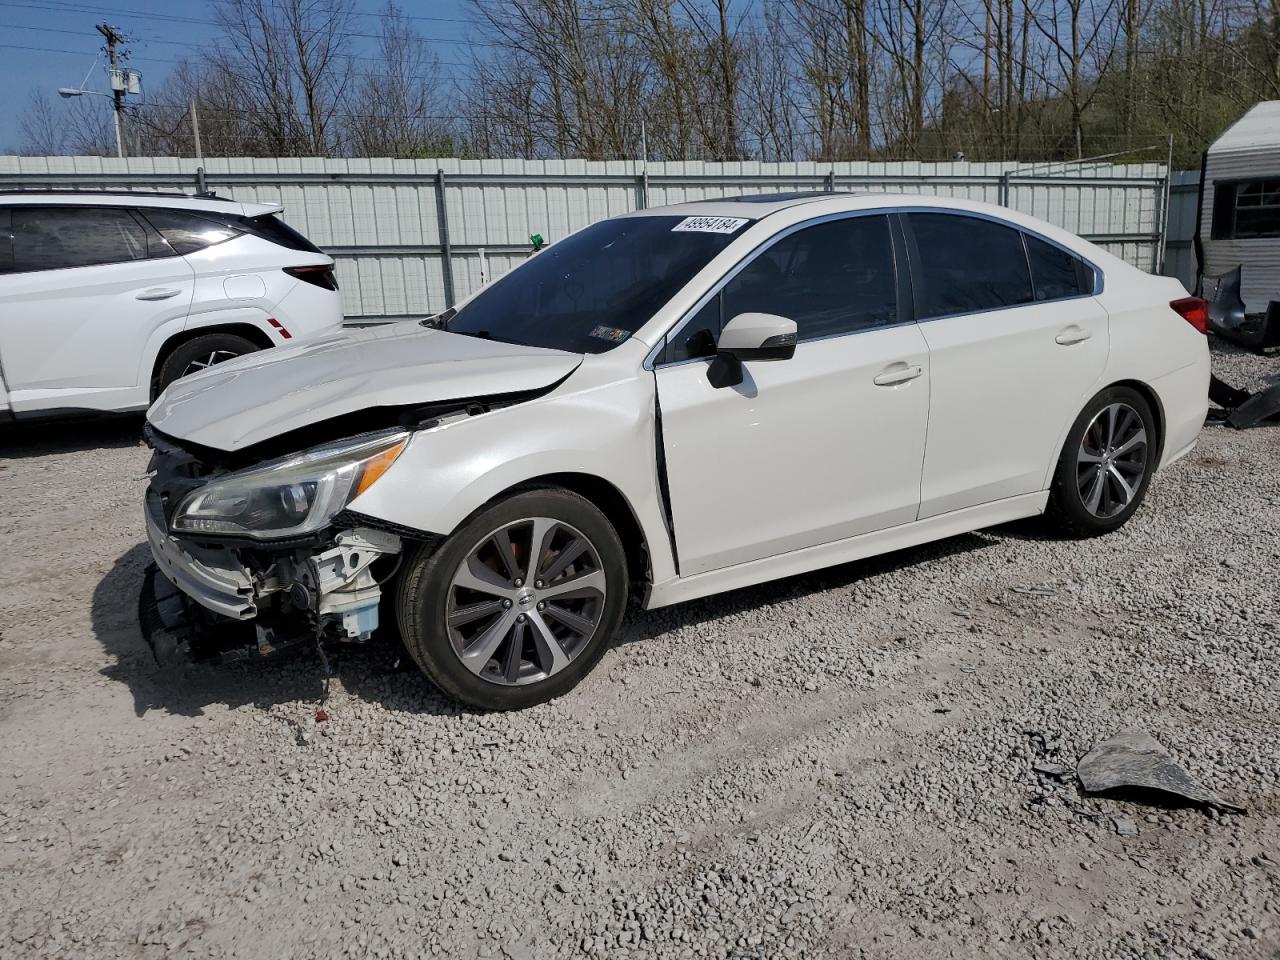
left=1055, top=325, right=1092, bottom=346
left=873, top=363, right=923, bottom=387
left=136, top=288, right=181, bottom=301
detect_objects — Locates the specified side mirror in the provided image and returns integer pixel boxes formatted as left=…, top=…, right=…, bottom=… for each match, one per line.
left=708, top=312, right=797, bottom=388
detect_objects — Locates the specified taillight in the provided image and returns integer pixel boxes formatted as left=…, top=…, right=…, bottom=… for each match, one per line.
left=284, top=264, right=339, bottom=291
left=1170, top=296, right=1209, bottom=334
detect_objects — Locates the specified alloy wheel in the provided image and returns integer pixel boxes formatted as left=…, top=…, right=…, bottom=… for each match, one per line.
left=181, top=350, right=240, bottom=376
left=1076, top=402, right=1148, bottom=519
left=445, top=517, right=607, bottom=685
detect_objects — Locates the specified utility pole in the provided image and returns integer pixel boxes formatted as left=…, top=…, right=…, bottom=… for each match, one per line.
left=96, top=23, right=126, bottom=158
left=190, top=99, right=203, bottom=161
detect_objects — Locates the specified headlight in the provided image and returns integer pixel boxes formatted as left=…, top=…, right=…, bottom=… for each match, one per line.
left=172, top=431, right=409, bottom=539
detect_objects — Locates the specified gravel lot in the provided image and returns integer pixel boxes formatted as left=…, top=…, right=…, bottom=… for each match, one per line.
left=2, top=341, right=1278, bottom=960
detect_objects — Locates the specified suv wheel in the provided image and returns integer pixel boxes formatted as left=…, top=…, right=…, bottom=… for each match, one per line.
left=155, top=333, right=260, bottom=397
left=1047, top=385, right=1157, bottom=536
left=397, top=489, right=629, bottom=710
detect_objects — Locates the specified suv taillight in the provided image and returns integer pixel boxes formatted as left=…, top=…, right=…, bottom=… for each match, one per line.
left=284, top=264, right=339, bottom=291
left=1170, top=296, right=1209, bottom=334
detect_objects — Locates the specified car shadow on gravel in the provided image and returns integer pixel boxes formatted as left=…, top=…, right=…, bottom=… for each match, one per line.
left=620, top=528, right=1003, bottom=643
left=92, top=543, right=472, bottom=719
left=91, top=527, right=1011, bottom=719
left=0, top=413, right=146, bottom=460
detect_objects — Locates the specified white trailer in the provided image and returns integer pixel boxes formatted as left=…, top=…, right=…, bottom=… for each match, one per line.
left=1196, top=101, right=1280, bottom=348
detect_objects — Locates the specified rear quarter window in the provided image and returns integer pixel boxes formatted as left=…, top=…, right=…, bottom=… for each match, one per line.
left=139, top=208, right=242, bottom=255
left=1024, top=233, right=1091, bottom=300
left=244, top=214, right=323, bottom=254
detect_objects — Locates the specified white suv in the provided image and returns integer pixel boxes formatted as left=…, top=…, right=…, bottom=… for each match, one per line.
left=0, top=191, right=343, bottom=420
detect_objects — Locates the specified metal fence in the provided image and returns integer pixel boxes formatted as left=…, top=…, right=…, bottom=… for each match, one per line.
left=0, top=156, right=1172, bottom=323
left=1162, top=170, right=1202, bottom=293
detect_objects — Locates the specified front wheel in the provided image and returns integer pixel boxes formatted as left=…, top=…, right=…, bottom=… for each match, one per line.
left=396, top=489, right=629, bottom=710
left=1046, top=386, right=1158, bottom=536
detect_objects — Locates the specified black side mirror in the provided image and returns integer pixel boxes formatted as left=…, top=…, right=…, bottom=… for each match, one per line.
left=707, top=312, right=798, bottom=388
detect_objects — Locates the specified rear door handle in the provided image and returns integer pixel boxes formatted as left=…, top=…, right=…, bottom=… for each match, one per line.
left=136, top=288, right=181, bottom=301
left=1055, top=325, right=1092, bottom=346
left=873, top=363, right=923, bottom=387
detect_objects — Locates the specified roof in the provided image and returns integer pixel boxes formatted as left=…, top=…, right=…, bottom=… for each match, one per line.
left=1209, top=101, right=1280, bottom=155
left=619, top=190, right=862, bottom=221
left=0, top=190, right=282, bottom=218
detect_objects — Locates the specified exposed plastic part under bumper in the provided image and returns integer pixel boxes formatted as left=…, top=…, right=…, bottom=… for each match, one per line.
left=145, top=494, right=257, bottom=620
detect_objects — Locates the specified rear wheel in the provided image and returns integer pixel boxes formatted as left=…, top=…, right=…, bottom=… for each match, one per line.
left=1047, top=386, right=1157, bottom=536
left=397, top=489, right=628, bottom=710
left=155, top=333, right=260, bottom=397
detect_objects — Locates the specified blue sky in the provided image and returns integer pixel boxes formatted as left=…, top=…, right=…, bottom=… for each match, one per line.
left=0, top=0, right=475, bottom=152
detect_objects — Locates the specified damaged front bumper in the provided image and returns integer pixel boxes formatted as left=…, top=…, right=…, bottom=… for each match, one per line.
left=145, top=491, right=258, bottom=621
left=142, top=488, right=404, bottom=662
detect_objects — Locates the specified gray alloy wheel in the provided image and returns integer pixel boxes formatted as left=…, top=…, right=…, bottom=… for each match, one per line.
left=445, top=517, right=608, bottom=685
left=181, top=349, right=241, bottom=376
left=1076, top=401, right=1149, bottom=519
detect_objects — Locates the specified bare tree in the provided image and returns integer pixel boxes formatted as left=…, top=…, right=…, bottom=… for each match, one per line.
left=344, top=3, right=459, bottom=157
left=204, top=0, right=356, bottom=156
left=1023, top=0, right=1122, bottom=156
left=15, top=89, right=115, bottom=156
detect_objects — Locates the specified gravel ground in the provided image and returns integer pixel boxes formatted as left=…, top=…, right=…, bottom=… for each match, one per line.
left=1, top=341, right=1278, bottom=960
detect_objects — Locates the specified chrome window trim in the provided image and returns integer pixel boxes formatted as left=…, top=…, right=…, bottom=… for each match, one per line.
left=644, top=204, right=1105, bottom=371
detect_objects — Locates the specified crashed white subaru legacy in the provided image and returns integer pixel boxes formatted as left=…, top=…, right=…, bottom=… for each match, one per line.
left=143, top=192, right=1210, bottom=710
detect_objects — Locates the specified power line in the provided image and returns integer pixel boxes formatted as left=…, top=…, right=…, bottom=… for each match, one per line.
left=0, top=40, right=477, bottom=71
left=0, top=0, right=483, bottom=27
left=0, top=7, right=502, bottom=46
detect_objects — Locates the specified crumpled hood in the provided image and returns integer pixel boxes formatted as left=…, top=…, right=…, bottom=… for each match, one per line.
left=147, top=322, right=583, bottom=452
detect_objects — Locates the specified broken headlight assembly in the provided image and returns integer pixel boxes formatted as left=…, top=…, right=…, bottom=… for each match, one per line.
left=171, top=431, right=409, bottom=540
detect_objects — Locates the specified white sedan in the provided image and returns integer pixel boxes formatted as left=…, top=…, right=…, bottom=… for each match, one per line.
left=143, top=192, right=1210, bottom=710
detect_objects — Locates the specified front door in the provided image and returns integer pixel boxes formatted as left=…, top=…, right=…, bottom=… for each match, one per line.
left=0, top=205, right=195, bottom=412
left=654, top=214, right=931, bottom=577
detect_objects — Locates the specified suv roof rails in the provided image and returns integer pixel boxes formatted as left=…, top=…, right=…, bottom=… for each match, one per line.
left=0, top=188, right=224, bottom=200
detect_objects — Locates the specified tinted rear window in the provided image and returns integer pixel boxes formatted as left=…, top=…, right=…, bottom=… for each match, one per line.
left=908, top=213, right=1033, bottom=318
left=1024, top=233, right=1089, bottom=300
left=447, top=215, right=749, bottom=354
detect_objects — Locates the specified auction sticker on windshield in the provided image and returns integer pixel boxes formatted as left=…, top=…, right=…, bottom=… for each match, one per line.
left=671, top=216, right=749, bottom=234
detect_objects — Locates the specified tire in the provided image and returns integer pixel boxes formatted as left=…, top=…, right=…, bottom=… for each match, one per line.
left=155, top=333, right=260, bottom=397
left=396, top=488, right=629, bottom=710
left=1046, top=385, right=1158, bottom=537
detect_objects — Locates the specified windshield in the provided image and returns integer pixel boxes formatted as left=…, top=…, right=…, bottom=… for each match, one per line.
left=445, top=214, right=751, bottom=353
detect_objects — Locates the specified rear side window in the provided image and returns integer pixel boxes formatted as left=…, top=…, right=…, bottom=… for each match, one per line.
left=907, top=213, right=1033, bottom=318
left=138, top=208, right=242, bottom=255
left=722, top=215, right=898, bottom=341
left=1024, top=233, right=1090, bottom=300
left=3, top=206, right=148, bottom=273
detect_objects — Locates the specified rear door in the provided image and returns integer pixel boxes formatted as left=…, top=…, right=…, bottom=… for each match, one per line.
left=0, top=205, right=195, bottom=411
left=903, top=212, right=1108, bottom=518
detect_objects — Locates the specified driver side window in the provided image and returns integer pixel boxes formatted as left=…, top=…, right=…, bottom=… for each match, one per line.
left=658, top=214, right=899, bottom=364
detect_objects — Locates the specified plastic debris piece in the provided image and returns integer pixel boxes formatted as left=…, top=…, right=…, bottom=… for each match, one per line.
left=1112, top=816, right=1139, bottom=837
left=1077, top=727, right=1245, bottom=813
